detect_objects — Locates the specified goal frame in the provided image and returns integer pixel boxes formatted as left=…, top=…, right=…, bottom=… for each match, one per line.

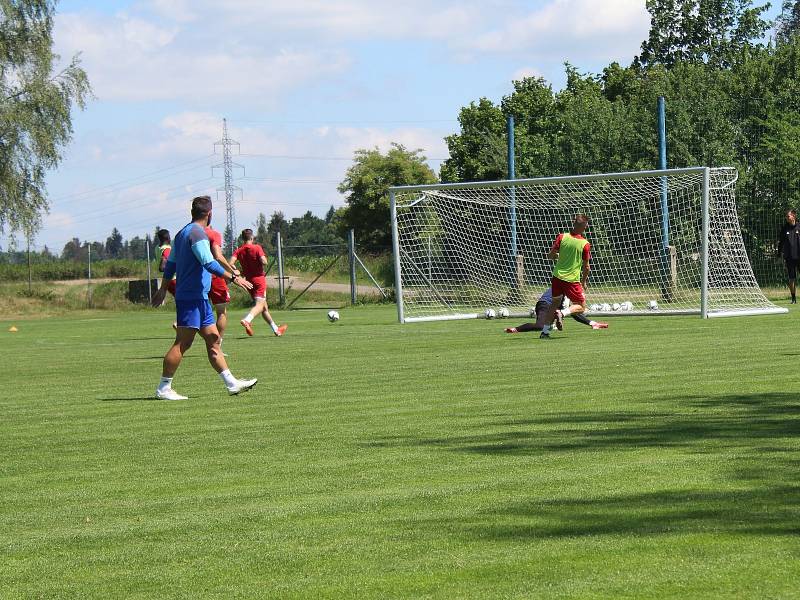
left=389, top=167, right=787, bottom=323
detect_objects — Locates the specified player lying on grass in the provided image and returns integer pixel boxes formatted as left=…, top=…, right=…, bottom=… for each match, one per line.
left=540, top=213, right=591, bottom=340
left=152, top=196, right=257, bottom=400
left=505, top=286, right=608, bottom=333
left=230, top=228, right=287, bottom=337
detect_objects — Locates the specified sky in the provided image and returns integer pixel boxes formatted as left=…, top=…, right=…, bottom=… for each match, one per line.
left=9, top=0, right=781, bottom=252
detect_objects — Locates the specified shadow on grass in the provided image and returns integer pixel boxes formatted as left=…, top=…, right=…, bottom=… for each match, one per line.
left=372, top=392, right=800, bottom=540
left=98, top=396, right=161, bottom=401
left=364, top=392, right=800, bottom=456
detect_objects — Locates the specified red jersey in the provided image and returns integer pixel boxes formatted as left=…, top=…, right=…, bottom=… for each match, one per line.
left=233, top=243, right=266, bottom=280
left=204, top=226, right=223, bottom=250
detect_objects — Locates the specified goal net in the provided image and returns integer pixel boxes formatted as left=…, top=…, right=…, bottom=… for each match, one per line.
left=390, top=167, right=786, bottom=322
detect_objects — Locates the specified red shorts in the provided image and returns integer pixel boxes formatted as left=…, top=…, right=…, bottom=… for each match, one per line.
left=167, top=279, right=176, bottom=296
left=208, top=276, right=230, bottom=306
left=551, top=277, right=585, bottom=305
left=248, top=275, right=267, bottom=300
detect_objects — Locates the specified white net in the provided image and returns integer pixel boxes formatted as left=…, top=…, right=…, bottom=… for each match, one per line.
left=391, top=167, right=786, bottom=322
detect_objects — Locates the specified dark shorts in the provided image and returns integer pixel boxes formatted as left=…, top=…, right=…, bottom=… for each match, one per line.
left=176, top=299, right=215, bottom=330
left=535, top=300, right=549, bottom=319
left=786, top=259, right=798, bottom=280
left=551, top=277, right=586, bottom=305
left=167, top=279, right=176, bottom=296
left=208, top=276, right=230, bottom=306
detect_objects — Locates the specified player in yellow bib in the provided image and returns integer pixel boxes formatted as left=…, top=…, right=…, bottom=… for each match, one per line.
left=540, top=214, right=592, bottom=339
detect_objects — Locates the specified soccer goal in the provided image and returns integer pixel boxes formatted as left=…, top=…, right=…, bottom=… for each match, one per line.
left=390, top=167, right=787, bottom=322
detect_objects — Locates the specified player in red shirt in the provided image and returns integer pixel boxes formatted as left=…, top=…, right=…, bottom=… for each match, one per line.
left=156, top=229, right=177, bottom=330
left=204, top=224, right=238, bottom=355
left=230, top=228, right=287, bottom=337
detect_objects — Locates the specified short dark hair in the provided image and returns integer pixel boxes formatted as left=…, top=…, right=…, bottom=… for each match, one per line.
left=191, top=195, right=212, bottom=220
left=574, top=214, right=589, bottom=227
left=788, top=209, right=796, bottom=216
left=157, top=229, right=170, bottom=244
left=241, top=228, right=254, bottom=241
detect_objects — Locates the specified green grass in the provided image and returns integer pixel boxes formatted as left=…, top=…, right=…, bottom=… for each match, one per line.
left=1, top=304, right=799, bottom=598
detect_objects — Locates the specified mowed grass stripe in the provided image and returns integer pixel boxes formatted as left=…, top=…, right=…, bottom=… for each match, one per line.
left=1, top=305, right=799, bottom=598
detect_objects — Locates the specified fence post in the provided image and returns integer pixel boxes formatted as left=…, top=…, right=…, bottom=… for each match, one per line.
left=276, top=231, right=285, bottom=305
left=87, top=244, right=93, bottom=308
left=145, top=237, right=152, bottom=305
left=348, top=229, right=357, bottom=306
left=27, top=237, right=32, bottom=293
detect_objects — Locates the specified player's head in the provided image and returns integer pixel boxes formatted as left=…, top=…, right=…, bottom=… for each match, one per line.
left=157, top=229, right=170, bottom=245
left=241, top=228, right=254, bottom=242
left=191, top=195, right=213, bottom=225
left=787, top=209, right=796, bottom=225
left=572, top=213, right=589, bottom=234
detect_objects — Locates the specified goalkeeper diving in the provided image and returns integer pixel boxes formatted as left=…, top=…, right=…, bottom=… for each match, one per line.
left=505, top=286, right=608, bottom=333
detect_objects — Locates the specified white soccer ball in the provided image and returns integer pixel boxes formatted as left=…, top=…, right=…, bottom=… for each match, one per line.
left=562, top=298, right=571, bottom=310
left=601, top=303, right=612, bottom=312
left=590, top=303, right=602, bottom=311
left=648, top=300, right=659, bottom=310
left=498, top=307, right=510, bottom=318
left=621, top=301, right=633, bottom=311
left=485, top=308, right=497, bottom=319
left=327, top=310, right=340, bottom=322
left=612, top=302, right=621, bottom=311
left=529, top=306, right=537, bottom=318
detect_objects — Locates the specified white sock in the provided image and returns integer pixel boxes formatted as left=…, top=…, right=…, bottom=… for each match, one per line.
left=269, top=321, right=279, bottom=333
left=243, top=314, right=254, bottom=323
left=219, top=369, right=237, bottom=388
left=157, top=377, right=173, bottom=392
left=589, top=320, right=598, bottom=326
left=542, top=324, right=551, bottom=334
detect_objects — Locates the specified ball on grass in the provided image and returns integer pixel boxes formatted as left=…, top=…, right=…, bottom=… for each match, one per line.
left=485, top=308, right=497, bottom=319
left=327, top=310, right=340, bottom=322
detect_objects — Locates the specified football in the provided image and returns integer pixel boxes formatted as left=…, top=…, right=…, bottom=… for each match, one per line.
left=648, top=300, right=659, bottom=310
left=621, top=301, right=633, bottom=311
left=485, top=308, right=497, bottom=319
left=327, top=310, right=340, bottom=322
left=590, top=303, right=602, bottom=311
left=529, top=307, right=537, bottom=318
left=612, top=302, right=621, bottom=311
left=601, top=303, right=612, bottom=312
left=498, top=307, right=510, bottom=318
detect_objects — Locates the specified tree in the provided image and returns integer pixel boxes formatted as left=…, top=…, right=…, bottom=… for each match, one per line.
left=777, top=0, right=800, bottom=43
left=0, top=0, right=91, bottom=235
left=338, top=144, right=437, bottom=251
left=285, top=210, right=343, bottom=254
left=253, top=212, right=270, bottom=249
left=325, top=205, right=336, bottom=224
left=267, top=211, right=289, bottom=241
left=634, top=0, right=771, bottom=69
left=223, top=224, right=235, bottom=255
left=105, top=227, right=123, bottom=258
left=61, top=237, right=82, bottom=261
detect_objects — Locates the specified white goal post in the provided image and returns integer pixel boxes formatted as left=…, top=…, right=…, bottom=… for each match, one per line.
left=389, top=167, right=787, bottom=323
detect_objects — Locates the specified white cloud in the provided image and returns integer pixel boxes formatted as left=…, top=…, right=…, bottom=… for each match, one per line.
left=512, top=66, right=545, bottom=81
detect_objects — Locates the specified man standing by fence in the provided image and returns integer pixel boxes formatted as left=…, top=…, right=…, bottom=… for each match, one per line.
left=777, top=209, right=800, bottom=304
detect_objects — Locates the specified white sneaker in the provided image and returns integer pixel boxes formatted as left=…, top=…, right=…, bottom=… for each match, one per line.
left=227, top=378, right=258, bottom=396
left=155, top=387, right=188, bottom=400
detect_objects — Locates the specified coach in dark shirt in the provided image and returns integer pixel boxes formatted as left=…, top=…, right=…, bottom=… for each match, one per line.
left=778, top=209, right=800, bottom=304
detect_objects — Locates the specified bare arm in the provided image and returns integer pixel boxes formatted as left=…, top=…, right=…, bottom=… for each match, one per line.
left=158, top=255, right=167, bottom=273
left=211, top=244, right=238, bottom=274
left=581, top=259, right=590, bottom=288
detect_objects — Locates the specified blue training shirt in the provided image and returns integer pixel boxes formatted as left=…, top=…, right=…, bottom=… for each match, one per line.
left=163, top=223, right=226, bottom=301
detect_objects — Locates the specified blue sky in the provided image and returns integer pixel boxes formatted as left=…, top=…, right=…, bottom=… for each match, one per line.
left=10, top=0, right=781, bottom=252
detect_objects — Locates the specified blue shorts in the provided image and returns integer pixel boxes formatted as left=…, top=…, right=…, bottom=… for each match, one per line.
left=175, top=299, right=216, bottom=329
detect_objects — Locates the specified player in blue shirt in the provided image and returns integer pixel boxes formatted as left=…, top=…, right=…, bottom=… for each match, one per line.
left=151, top=196, right=258, bottom=400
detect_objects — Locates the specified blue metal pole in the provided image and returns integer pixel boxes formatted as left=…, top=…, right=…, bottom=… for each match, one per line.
left=507, top=115, right=517, bottom=264
left=658, top=96, right=669, bottom=248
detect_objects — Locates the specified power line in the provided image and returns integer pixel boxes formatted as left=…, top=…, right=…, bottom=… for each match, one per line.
left=231, top=119, right=458, bottom=125
left=48, top=154, right=215, bottom=204
left=238, top=152, right=448, bottom=162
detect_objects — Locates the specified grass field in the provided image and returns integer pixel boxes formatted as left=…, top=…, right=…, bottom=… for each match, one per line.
left=2, top=304, right=799, bottom=598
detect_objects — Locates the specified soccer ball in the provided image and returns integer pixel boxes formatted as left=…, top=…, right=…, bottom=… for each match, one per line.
left=327, top=310, right=340, bottom=322
left=498, top=307, right=510, bottom=318
left=485, top=308, right=497, bottom=319
left=601, top=303, right=612, bottom=312
left=648, top=300, right=659, bottom=310
left=562, top=298, right=571, bottom=310
left=590, top=303, right=601, bottom=311
left=529, top=307, right=537, bottom=318
left=612, top=302, right=621, bottom=311
left=621, top=301, right=633, bottom=311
